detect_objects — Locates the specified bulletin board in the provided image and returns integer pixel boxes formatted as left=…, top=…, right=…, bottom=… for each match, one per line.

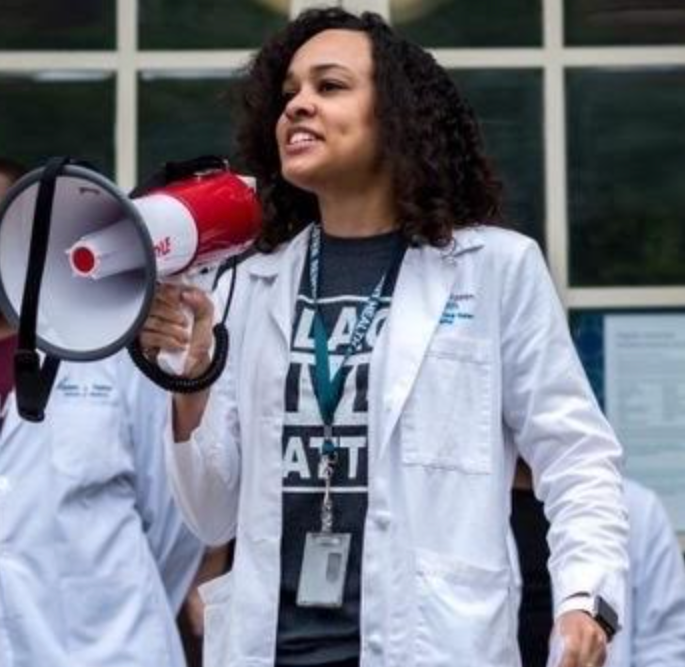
left=571, top=310, right=685, bottom=542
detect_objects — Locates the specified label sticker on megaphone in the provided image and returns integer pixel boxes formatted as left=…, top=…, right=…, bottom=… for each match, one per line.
left=64, top=169, right=261, bottom=374
left=0, top=162, right=260, bottom=371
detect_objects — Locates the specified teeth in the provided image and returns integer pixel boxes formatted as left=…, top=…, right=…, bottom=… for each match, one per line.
left=289, top=131, right=318, bottom=145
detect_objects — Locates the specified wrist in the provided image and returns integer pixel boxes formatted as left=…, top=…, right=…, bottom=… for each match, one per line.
left=559, top=594, right=620, bottom=642
left=172, top=390, right=210, bottom=441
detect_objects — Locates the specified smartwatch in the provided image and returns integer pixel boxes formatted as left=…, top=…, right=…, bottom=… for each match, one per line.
left=591, top=596, right=620, bottom=642
left=574, top=595, right=620, bottom=642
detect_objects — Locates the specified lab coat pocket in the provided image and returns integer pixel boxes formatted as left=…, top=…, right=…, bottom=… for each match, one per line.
left=401, top=336, right=492, bottom=472
left=50, top=403, right=125, bottom=482
left=60, top=573, right=169, bottom=665
left=200, top=571, right=234, bottom=667
left=414, top=550, right=513, bottom=667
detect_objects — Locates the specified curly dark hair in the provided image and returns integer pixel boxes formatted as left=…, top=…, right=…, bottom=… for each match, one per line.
left=238, top=7, right=502, bottom=252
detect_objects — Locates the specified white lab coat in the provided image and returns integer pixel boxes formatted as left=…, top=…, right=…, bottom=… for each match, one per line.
left=166, top=224, right=628, bottom=667
left=609, top=480, right=685, bottom=667
left=0, top=352, right=203, bottom=667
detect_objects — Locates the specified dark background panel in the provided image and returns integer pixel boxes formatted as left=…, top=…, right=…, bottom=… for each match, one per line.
left=569, top=309, right=608, bottom=407
left=567, top=67, right=685, bottom=286
left=137, top=74, right=244, bottom=181
left=566, top=0, right=685, bottom=46
left=0, top=0, right=114, bottom=50
left=139, top=0, right=287, bottom=50
left=394, top=0, right=542, bottom=48
left=0, top=74, right=115, bottom=177
left=453, top=69, right=545, bottom=250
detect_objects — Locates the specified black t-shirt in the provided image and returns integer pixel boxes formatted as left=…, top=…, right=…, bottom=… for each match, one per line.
left=276, top=229, right=403, bottom=666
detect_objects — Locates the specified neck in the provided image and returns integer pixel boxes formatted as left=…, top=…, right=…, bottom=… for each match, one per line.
left=317, top=176, right=397, bottom=239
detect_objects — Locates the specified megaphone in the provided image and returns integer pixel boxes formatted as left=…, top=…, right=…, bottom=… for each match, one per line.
left=0, top=160, right=261, bottom=374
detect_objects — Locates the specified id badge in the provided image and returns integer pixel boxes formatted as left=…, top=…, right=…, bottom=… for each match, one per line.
left=296, top=532, right=351, bottom=608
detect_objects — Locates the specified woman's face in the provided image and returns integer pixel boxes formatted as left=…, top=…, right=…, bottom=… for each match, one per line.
left=275, top=29, right=387, bottom=198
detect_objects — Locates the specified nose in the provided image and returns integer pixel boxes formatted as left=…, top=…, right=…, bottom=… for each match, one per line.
left=284, top=89, right=316, bottom=120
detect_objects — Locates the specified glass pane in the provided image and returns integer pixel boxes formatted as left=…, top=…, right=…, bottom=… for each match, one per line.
left=139, top=0, right=288, bottom=50
left=567, top=68, right=685, bottom=286
left=0, top=0, right=114, bottom=50
left=138, top=73, right=244, bottom=181
left=453, top=69, right=545, bottom=249
left=570, top=308, right=685, bottom=533
left=566, top=0, right=685, bottom=46
left=394, top=0, right=542, bottom=48
left=0, top=73, right=115, bottom=177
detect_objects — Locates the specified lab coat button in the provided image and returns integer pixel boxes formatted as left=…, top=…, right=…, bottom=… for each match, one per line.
left=374, top=511, right=392, bottom=530
left=367, top=634, right=383, bottom=653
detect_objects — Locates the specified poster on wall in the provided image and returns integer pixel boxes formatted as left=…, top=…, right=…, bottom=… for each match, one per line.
left=604, top=314, right=685, bottom=532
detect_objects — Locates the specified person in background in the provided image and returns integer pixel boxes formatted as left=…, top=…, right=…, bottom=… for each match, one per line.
left=512, top=459, right=685, bottom=666
left=0, top=158, right=204, bottom=666
left=142, top=8, right=628, bottom=667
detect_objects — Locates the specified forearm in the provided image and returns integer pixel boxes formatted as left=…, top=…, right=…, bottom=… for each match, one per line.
left=166, top=381, right=241, bottom=545
left=172, top=389, right=210, bottom=442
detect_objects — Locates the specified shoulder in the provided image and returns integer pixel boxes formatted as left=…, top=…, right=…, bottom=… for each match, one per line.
left=452, top=225, right=547, bottom=289
left=457, top=224, right=541, bottom=260
left=624, top=478, right=658, bottom=507
left=216, top=225, right=310, bottom=287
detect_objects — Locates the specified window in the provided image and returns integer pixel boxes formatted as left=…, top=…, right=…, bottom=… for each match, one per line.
left=0, top=73, right=115, bottom=176
left=0, top=0, right=114, bottom=50
left=567, top=67, right=685, bottom=286
left=138, top=73, right=243, bottom=179
left=566, top=0, right=685, bottom=46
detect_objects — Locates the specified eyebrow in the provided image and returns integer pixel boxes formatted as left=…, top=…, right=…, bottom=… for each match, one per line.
left=283, top=62, right=354, bottom=83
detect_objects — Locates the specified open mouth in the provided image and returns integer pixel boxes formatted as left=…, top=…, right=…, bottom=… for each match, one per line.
left=286, top=128, right=322, bottom=146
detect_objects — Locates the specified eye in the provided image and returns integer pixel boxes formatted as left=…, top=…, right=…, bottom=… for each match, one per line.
left=281, top=89, right=296, bottom=104
left=319, top=80, right=345, bottom=93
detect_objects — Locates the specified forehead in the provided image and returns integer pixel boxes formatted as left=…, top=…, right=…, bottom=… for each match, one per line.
left=286, top=29, right=373, bottom=78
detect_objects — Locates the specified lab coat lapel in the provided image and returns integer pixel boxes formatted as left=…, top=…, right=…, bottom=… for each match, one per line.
left=246, top=226, right=310, bottom=346
left=371, top=229, right=484, bottom=461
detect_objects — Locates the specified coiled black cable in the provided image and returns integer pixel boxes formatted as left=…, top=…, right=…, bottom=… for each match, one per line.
left=127, top=321, right=230, bottom=394
left=127, top=253, right=241, bottom=393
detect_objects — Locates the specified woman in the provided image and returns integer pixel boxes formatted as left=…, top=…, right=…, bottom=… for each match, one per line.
left=143, top=8, right=628, bottom=667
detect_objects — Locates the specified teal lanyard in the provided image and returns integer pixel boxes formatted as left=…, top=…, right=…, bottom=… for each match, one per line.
left=308, top=224, right=404, bottom=457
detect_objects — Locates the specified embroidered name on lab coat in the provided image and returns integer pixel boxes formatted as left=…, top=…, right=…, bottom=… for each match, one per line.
left=55, top=376, right=114, bottom=401
left=440, top=292, right=475, bottom=324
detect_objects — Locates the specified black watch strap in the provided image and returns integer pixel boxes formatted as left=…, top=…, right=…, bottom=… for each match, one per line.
left=593, top=596, right=620, bottom=642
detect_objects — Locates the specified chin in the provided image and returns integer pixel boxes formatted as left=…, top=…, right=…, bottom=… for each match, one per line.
left=281, top=168, right=323, bottom=194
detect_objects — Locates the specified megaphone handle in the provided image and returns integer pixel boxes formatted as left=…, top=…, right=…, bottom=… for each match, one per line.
left=156, top=263, right=222, bottom=375
left=157, top=300, right=193, bottom=376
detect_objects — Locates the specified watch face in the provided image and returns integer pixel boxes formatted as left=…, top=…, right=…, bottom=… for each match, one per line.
left=594, top=596, right=619, bottom=639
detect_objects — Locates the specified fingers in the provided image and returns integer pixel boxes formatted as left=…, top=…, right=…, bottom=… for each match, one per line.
left=555, top=613, right=608, bottom=667
left=182, top=288, right=214, bottom=321
left=139, top=285, right=215, bottom=359
left=558, top=642, right=607, bottom=667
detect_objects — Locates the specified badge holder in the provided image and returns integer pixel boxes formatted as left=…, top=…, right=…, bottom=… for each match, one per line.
left=297, top=453, right=351, bottom=608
